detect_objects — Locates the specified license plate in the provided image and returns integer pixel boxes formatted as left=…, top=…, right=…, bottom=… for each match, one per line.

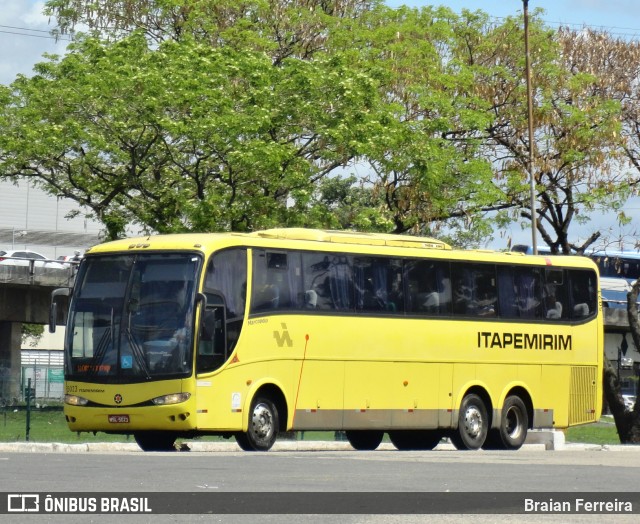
left=108, top=414, right=130, bottom=424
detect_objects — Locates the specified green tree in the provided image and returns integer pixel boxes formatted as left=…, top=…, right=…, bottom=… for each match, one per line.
left=579, top=28, right=640, bottom=247
left=0, top=32, right=387, bottom=237
left=466, top=14, right=623, bottom=254
left=321, top=6, right=506, bottom=246
left=38, top=2, right=553, bottom=247
left=21, top=324, right=45, bottom=348
left=27, top=1, right=640, bottom=250
left=44, top=0, right=379, bottom=59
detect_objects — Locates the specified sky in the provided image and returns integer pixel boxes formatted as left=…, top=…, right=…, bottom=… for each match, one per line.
left=5, top=1, right=640, bottom=86
left=1, top=1, right=639, bottom=249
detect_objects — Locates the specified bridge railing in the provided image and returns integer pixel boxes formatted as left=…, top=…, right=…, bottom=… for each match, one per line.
left=0, top=257, right=77, bottom=287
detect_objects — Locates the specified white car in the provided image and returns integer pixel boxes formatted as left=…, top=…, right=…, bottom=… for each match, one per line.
left=0, top=250, right=65, bottom=269
left=620, top=356, right=634, bottom=369
left=57, top=251, right=83, bottom=266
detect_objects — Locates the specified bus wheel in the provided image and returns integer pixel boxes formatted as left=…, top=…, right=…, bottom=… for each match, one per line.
left=134, top=431, right=177, bottom=452
left=389, top=430, right=441, bottom=451
left=450, top=393, right=488, bottom=450
left=485, top=396, right=528, bottom=450
left=235, top=396, right=279, bottom=452
left=345, top=430, right=384, bottom=451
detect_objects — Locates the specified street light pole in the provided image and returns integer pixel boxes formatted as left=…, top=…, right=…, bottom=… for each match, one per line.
left=523, top=0, right=538, bottom=255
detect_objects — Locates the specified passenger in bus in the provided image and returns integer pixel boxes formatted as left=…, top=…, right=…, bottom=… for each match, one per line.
left=545, top=297, right=563, bottom=319
left=573, top=303, right=589, bottom=317
left=304, top=289, right=318, bottom=308
left=415, top=277, right=449, bottom=314
left=458, top=277, right=496, bottom=317
left=253, top=284, right=280, bottom=310
left=419, top=290, right=440, bottom=311
left=476, top=301, right=496, bottom=317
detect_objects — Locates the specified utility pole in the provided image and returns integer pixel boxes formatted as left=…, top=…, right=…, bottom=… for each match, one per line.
left=523, top=0, right=538, bottom=254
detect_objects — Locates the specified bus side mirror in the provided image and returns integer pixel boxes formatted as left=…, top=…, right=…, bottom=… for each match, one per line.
left=49, top=303, right=57, bottom=334
left=201, top=309, right=217, bottom=342
left=49, top=288, right=70, bottom=333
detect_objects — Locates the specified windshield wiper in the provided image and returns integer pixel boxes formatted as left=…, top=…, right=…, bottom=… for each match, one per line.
left=125, top=328, right=152, bottom=380
left=87, top=308, right=114, bottom=376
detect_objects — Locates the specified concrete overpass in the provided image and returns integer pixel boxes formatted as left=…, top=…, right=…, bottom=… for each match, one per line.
left=0, top=263, right=72, bottom=402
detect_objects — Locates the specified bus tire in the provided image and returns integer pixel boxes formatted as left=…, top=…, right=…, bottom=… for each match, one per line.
left=235, top=396, right=279, bottom=452
left=450, top=393, right=488, bottom=450
left=345, top=430, right=384, bottom=451
left=389, top=430, right=441, bottom=451
left=134, top=431, right=177, bottom=452
left=485, top=395, right=528, bottom=450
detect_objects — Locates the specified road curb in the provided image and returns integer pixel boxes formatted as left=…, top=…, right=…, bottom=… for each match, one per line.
left=2, top=439, right=637, bottom=453
left=0, top=430, right=636, bottom=453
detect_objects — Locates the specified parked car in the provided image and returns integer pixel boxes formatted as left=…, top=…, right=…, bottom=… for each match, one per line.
left=57, top=251, right=83, bottom=269
left=620, top=356, right=634, bottom=369
left=0, top=250, right=65, bottom=269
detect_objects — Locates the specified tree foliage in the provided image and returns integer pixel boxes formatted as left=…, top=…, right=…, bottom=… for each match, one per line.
left=452, top=14, right=625, bottom=254
left=45, top=0, right=378, bottom=63
left=0, top=1, right=636, bottom=248
left=21, top=324, right=45, bottom=348
left=0, top=32, right=387, bottom=238
left=348, top=7, right=502, bottom=243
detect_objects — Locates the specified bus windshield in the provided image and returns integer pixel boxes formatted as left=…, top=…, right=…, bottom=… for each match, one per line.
left=66, top=253, right=202, bottom=382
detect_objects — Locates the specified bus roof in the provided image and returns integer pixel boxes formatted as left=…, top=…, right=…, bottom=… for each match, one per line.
left=590, top=250, right=640, bottom=259
left=85, top=229, right=596, bottom=269
left=249, top=228, right=451, bottom=250
left=85, top=229, right=453, bottom=254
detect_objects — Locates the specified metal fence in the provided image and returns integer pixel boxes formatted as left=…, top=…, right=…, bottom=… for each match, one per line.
left=0, top=352, right=64, bottom=405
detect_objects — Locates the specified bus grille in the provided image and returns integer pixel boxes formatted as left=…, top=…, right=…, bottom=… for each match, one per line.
left=569, top=366, right=598, bottom=425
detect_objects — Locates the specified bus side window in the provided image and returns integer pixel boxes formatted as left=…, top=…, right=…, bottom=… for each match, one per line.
left=452, top=263, right=497, bottom=317
left=514, top=269, right=542, bottom=319
left=251, top=250, right=303, bottom=312
left=497, top=267, right=519, bottom=318
left=204, top=248, right=247, bottom=359
left=301, top=252, right=354, bottom=311
left=498, top=266, right=548, bottom=320
left=354, top=257, right=404, bottom=314
left=543, top=269, right=568, bottom=321
left=197, top=296, right=227, bottom=373
left=405, top=259, right=451, bottom=316
left=570, top=270, right=597, bottom=319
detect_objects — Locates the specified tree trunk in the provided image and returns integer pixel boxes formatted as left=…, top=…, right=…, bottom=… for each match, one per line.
left=603, top=279, right=640, bottom=443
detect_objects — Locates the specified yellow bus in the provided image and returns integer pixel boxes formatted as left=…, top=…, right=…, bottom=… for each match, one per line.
left=51, top=228, right=603, bottom=452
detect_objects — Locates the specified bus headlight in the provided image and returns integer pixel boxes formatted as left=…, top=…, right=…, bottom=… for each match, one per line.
left=151, top=392, right=191, bottom=406
left=65, top=394, right=89, bottom=406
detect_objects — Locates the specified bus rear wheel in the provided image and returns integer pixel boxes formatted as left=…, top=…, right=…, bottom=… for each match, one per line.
left=389, top=430, right=441, bottom=451
left=450, top=393, right=488, bottom=450
left=484, top=396, right=528, bottom=450
left=134, top=431, right=177, bottom=452
left=235, top=396, right=279, bottom=452
left=345, top=430, right=384, bottom=451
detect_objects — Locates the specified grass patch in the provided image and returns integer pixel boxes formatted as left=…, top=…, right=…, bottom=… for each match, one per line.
left=0, top=408, right=132, bottom=444
left=0, top=409, right=341, bottom=444
left=0, top=408, right=624, bottom=446
left=565, top=417, right=620, bottom=445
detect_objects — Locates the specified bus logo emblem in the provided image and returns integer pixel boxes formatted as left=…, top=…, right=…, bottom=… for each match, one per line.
left=273, top=323, right=293, bottom=348
left=114, top=394, right=123, bottom=404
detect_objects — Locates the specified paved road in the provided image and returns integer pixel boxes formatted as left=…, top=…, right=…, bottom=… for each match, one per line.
left=1, top=441, right=639, bottom=523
